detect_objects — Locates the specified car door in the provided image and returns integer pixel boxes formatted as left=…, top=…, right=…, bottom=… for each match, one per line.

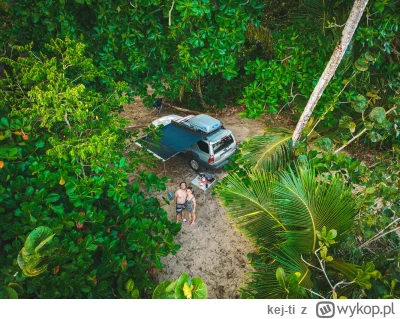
left=195, top=140, right=210, bottom=165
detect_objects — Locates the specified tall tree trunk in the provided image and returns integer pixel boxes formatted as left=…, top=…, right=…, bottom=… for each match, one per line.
left=292, top=0, right=369, bottom=146
left=196, top=75, right=208, bottom=109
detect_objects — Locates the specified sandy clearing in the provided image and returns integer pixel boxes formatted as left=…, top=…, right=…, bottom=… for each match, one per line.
left=122, top=100, right=274, bottom=298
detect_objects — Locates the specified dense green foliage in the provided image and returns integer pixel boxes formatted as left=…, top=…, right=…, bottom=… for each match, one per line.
left=240, top=0, right=400, bottom=151
left=2, top=0, right=263, bottom=108
left=1, top=0, right=399, bottom=299
left=0, top=39, right=180, bottom=298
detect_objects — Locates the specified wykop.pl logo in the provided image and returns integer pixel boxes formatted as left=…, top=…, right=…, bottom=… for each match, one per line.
left=316, top=302, right=335, bottom=318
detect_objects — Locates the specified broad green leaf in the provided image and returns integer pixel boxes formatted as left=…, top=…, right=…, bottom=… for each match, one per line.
left=363, top=52, right=376, bottom=62
left=327, top=229, right=337, bottom=240
left=364, top=262, right=382, bottom=279
left=0, top=287, right=18, bottom=299
left=369, top=107, right=386, bottom=124
left=321, top=226, right=327, bottom=238
left=22, top=264, right=49, bottom=277
left=0, top=117, right=9, bottom=128
left=8, top=283, right=24, bottom=295
left=314, top=138, right=333, bottom=151
left=131, top=289, right=139, bottom=299
left=191, top=277, right=207, bottom=299
left=34, top=234, right=55, bottom=254
left=286, top=273, right=300, bottom=298
left=125, top=279, right=135, bottom=293
left=339, top=116, right=353, bottom=129
left=165, top=279, right=178, bottom=294
left=46, top=193, right=60, bottom=203
left=351, top=95, right=367, bottom=113
left=368, top=131, right=382, bottom=142
left=24, top=227, right=53, bottom=254
left=51, top=205, right=64, bottom=214
left=35, top=140, right=45, bottom=148
left=276, top=267, right=286, bottom=288
left=354, top=59, right=369, bottom=71
left=153, top=280, right=172, bottom=299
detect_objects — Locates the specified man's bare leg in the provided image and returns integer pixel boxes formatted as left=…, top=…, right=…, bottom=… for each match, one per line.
left=182, top=211, right=186, bottom=222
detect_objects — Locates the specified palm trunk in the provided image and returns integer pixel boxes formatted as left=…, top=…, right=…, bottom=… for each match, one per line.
left=292, top=0, right=369, bottom=146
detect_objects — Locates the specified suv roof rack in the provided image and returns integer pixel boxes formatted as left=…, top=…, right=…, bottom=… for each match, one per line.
left=168, top=114, right=224, bottom=136
left=175, top=115, right=195, bottom=123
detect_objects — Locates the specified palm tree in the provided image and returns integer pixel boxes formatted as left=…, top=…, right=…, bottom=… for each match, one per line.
left=214, top=123, right=382, bottom=298
left=216, top=160, right=358, bottom=298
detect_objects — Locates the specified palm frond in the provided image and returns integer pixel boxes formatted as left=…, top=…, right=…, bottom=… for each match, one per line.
left=215, top=169, right=286, bottom=247
left=217, top=164, right=357, bottom=253
left=275, top=165, right=357, bottom=254
left=239, top=127, right=293, bottom=171
left=241, top=268, right=287, bottom=298
left=268, top=246, right=313, bottom=288
left=274, top=166, right=319, bottom=253
left=241, top=247, right=312, bottom=298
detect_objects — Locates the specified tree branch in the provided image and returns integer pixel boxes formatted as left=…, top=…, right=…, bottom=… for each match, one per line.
left=277, top=55, right=292, bottom=63
left=305, top=288, right=326, bottom=299
left=64, top=112, right=71, bottom=129
left=314, top=248, right=334, bottom=290
left=276, top=82, right=305, bottom=118
left=169, top=0, right=175, bottom=26
left=358, top=218, right=400, bottom=249
left=334, top=105, right=397, bottom=154
left=306, top=105, right=333, bottom=138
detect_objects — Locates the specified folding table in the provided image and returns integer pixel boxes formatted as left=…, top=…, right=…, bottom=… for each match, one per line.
left=191, top=174, right=217, bottom=201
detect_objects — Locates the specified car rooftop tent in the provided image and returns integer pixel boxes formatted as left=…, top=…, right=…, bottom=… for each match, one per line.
left=136, top=121, right=205, bottom=162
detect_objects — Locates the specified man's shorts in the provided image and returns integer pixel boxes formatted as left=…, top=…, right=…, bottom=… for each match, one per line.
left=176, top=203, right=185, bottom=214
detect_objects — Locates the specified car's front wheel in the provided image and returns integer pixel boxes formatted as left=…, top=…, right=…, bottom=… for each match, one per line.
left=189, top=158, right=200, bottom=171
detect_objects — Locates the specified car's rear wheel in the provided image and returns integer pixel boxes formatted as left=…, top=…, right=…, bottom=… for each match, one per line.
left=189, top=158, right=200, bottom=171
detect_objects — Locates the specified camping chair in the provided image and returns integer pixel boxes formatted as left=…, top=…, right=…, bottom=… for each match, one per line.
left=152, top=98, right=164, bottom=114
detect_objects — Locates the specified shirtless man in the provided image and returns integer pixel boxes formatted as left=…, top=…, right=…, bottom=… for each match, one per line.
left=174, top=182, right=187, bottom=223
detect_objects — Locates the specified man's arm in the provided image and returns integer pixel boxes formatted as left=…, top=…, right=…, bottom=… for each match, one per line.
left=174, top=191, right=178, bottom=203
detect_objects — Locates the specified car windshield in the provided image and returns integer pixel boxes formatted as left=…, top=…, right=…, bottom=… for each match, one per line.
left=212, top=135, right=234, bottom=154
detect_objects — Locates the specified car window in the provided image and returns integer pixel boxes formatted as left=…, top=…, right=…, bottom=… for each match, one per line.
left=197, top=140, right=209, bottom=154
left=212, top=135, right=234, bottom=154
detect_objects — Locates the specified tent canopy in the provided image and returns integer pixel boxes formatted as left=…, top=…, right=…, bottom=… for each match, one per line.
left=136, top=122, right=205, bottom=161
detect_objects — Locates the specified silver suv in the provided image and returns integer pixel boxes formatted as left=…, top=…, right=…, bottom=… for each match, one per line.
left=152, top=114, right=237, bottom=171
